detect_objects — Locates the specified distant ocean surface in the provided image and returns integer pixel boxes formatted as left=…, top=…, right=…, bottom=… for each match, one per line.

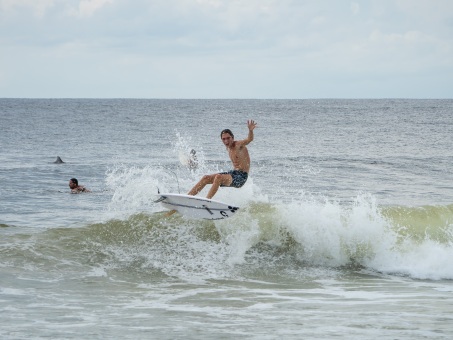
left=1, top=98, right=452, bottom=339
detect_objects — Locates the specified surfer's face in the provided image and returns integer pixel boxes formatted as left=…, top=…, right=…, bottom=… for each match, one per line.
left=69, top=180, right=77, bottom=189
left=221, top=133, right=233, bottom=146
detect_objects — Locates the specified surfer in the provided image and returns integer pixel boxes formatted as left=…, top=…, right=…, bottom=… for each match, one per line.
left=69, top=178, right=90, bottom=194
left=188, top=119, right=257, bottom=199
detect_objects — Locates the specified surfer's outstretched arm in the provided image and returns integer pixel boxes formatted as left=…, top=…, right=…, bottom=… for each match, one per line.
left=236, top=120, right=257, bottom=146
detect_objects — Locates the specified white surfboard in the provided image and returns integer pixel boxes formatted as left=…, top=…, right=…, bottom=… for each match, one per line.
left=155, top=193, right=239, bottom=220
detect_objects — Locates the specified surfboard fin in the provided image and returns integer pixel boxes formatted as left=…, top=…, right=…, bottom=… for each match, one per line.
left=154, top=196, right=166, bottom=203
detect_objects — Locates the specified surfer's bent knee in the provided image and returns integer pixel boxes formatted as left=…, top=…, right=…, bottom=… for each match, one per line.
left=213, top=173, right=223, bottom=181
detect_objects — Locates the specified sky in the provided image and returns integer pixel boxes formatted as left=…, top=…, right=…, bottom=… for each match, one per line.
left=0, top=0, right=452, bottom=98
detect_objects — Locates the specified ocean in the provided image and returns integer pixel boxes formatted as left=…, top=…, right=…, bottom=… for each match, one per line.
left=1, top=98, right=452, bottom=339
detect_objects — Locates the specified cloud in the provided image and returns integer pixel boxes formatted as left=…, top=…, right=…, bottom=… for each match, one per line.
left=0, top=0, right=452, bottom=98
left=0, top=0, right=56, bottom=17
left=71, top=0, right=113, bottom=18
left=0, top=0, right=113, bottom=18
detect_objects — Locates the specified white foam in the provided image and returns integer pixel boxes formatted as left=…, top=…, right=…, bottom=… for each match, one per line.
left=103, top=155, right=453, bottom=281
left=278, top=193, right=453, bottom=280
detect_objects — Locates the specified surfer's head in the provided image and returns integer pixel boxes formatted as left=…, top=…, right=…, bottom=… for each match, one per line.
left=220, top=129, right=233, bottom=138
left=220, top=129, right=234, bottom=146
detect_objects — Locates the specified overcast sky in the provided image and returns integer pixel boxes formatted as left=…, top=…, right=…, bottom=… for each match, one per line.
left=1, top=0, right=452, bottom=98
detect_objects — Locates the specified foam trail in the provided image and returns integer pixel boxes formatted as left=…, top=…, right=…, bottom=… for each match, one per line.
left=105, top=164, right=171, bottom=217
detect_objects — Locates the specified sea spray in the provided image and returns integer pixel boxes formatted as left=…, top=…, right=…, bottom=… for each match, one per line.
left=172, top=131, right=206, bottom=175
left=277, top=193, right=453, bottom=279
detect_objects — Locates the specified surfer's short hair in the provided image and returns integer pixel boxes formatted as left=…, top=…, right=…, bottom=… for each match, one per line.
left=221, top=129, right=234, bottom=138
left=70, top=178, right=78, bottom=185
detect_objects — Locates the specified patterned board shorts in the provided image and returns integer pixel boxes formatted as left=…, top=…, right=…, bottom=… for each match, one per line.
left=220, top=170, right=248, bottom=188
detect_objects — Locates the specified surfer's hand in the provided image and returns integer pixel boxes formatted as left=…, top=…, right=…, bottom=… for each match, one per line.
left=247, top=120, right=257, bottom=131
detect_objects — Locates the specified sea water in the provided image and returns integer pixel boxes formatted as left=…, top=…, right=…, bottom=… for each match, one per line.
left=1, top=99, right=452, bottom=339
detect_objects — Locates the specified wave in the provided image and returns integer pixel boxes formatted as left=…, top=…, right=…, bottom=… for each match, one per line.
left=381, top=204, right=453, bottom=242
left=2, top=195, right=453, bottom=282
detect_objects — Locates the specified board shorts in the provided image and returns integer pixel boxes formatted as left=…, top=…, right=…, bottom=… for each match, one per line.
left=220, top=170, right=248, bottom=188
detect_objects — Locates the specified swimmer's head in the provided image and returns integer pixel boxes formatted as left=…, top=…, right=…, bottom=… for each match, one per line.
left=69, top=178, right=78, bottom=188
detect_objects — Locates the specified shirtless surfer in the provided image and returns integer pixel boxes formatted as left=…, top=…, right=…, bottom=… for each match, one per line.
left=188, top=120, right=257, bottom=199
left=69, top=178, right=90, bottom=194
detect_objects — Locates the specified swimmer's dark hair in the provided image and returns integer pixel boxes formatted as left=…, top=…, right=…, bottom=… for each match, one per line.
left=70, top=178, right=78, bottom=185
left=220, top=129, right=234, bottom=138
